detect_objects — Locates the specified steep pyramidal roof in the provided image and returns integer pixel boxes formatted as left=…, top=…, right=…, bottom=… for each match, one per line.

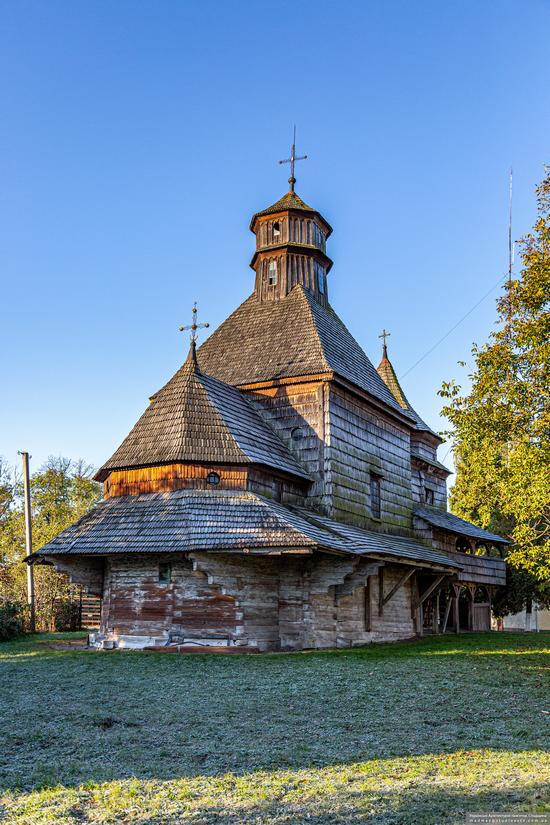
left=376, top=344, right=437, bottom=436
left=96, top=345, right=309, bottom=482
left=198, top=285, right=413, bottom=420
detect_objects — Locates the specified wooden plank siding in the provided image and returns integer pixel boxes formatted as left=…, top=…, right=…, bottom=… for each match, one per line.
left=430, top=530, right=506, bottom=586
left=104, top=464, right=249, bottom=498
left=245, top=381, right=328, bottom=510
left=327, top=384, right=413, bottom=531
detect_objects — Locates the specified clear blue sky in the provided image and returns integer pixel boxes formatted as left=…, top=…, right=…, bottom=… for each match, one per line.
left=1, top=0, right=549, bottom=476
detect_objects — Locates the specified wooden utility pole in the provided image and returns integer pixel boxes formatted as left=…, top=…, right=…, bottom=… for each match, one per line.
left=19, top=451, right=35, bottom=632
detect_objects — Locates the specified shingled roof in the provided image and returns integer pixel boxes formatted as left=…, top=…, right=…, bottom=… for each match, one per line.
left=377, top=347, right=438, bottom=437
left=32, top=488, right=459, bottom=571
left=250, top=190, right=333, bottom=235
left=197, top=286, right=415, bottom=420
left=413, top=506, right=509, bottom=544
left=95, top=346, right=309, bottom=482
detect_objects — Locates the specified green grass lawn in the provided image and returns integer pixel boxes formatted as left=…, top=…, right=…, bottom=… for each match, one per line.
left=0, top=632, right=549, bottom=824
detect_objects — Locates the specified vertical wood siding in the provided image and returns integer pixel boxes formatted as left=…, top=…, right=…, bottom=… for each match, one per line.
left=328, top=385, right=413, bottom=531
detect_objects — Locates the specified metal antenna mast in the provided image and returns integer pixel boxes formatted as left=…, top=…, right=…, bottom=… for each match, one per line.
left=508, top=167, right=513, bottom=288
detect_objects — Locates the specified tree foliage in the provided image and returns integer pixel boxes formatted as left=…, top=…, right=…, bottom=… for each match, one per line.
left=439, top=172, right=550, bottom=588
left=0, top=456, right=101, bottom=631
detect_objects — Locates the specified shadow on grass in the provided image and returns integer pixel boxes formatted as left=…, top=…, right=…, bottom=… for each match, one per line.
left=1, top=751, right=549, bottom=824
left=0, top=632, right=548, bottom=798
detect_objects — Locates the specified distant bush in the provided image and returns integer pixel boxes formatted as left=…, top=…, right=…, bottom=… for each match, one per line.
left=52, top=599, right=81, bottom=632
left=0, top=600, right=27, bottom=641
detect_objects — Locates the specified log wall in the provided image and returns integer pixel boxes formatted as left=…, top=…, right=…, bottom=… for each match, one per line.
left=101, top=554, right=241, bottom=643
left=104, top=464, right=248, bottom=498
left=95, top=552, right=419, bottom=651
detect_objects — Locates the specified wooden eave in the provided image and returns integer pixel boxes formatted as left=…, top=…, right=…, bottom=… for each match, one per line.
left=329, top=373, right=419, bottom=431
left=410, top=455, right=451, bottom=477
left=249, top=243, right=334, bottom=272
left=366, top=553, right=458, bottom=574
left=412, top=429, right=443, bottom=447
left=238, top=370, right=417, bottom=431
left=250, top=208, right=333, bottom=238
left=96, top=459, right=312, bottom=486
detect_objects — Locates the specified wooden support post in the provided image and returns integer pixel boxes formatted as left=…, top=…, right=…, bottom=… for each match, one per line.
left=417, top=602, right=424, bottom=636
left=468, top=585, right=475, bottom=631
left=454, top=589, right=460, bottom=634
left=364, top=579, right=371, bottom=632
left=433, top=591, right=440, bottom=634
left=410, top=572, right=417, bottom=619
left=442, top=594, right=452, bottom=634
left=378, top=566, right=385, bottom=616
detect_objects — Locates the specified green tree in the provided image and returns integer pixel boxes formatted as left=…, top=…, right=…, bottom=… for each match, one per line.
left=0, top=456, right=101, bottom=631
left=439, top=172, right=550, bottom=596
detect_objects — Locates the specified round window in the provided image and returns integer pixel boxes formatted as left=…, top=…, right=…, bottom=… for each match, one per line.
left=291, top=427, right=304, bottom=441
left=206, top=472, right=221, bottom=486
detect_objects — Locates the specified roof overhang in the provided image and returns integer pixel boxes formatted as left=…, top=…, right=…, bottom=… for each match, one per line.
left=249, top=244, right=333, bottom=273
left=250, top=208, right=333, bottom=238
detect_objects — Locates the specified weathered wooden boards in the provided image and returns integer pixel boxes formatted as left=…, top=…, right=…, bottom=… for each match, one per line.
left=51, top=552, right=426, bottom=651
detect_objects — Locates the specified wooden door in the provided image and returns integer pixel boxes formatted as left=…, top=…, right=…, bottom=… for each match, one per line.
left=472, top=603, right=491, bottom=632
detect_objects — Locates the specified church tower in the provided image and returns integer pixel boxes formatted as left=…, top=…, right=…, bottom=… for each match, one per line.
left=249, top=136, right=333, bottom=305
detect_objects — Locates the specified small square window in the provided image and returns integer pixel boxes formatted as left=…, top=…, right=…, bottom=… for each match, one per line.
left=425, top=488, right=435, bottom=505
left=159, top=562, right=172, bottom=584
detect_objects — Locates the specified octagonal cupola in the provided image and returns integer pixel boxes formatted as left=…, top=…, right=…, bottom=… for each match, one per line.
left=249, top=141, right=333, bottom=305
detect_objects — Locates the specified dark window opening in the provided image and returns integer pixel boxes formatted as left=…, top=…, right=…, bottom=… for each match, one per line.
left=370, top=474, right=381, bottom=520
left=291, top=427, right=304, bottom=441
left=206, top=472, right=220, bottom=485
left=273, top=221, right=280, bottom=238
left=159, top=562, right=172, bottom=584
left=455, top=537, right=471, bottom=554
left=424, top=487, right=435, bottom=505
left=268, top=260, right=277, bottom=286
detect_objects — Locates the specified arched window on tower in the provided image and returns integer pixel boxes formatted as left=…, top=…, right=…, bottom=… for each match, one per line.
left=268, top=260, right=278, bottom=286
left=273, top=221, right=280, bottom=240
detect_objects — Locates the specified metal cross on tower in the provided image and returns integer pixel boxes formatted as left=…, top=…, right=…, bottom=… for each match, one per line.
left=379, top=329, right=391, bottom=357
left=180, top=302, right=209, bottom=343
left=279, top=126, right=307, bottom=192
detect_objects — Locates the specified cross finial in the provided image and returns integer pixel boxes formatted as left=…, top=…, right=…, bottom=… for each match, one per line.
left=278, top=126, right=307, bottom=192
left=180, top=302, right=210, bottom=343
left=379, top=329, right=391, bottom=357
left=180, top=303, right=209, bottom=365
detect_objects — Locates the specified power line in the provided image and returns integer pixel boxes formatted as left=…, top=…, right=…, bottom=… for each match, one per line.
left=402, top=272, right=508, bottom=378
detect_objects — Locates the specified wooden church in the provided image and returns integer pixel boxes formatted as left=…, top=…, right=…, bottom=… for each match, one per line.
left=32, top=150, right=507, bottom=651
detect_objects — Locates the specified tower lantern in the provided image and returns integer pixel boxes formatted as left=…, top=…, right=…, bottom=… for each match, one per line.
left=249, top=136, right=333, bottom=305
